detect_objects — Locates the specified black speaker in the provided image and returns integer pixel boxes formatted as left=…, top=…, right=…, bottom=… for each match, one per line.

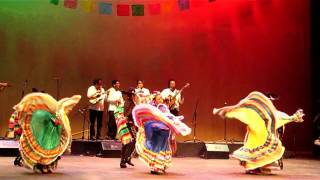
left=71, top=140, right=101, bottom=156
left=175, top=142, right=205, bottom=157
left=200, top=143, right=230, bottom=159
left=96, top=140, right=122, bottom=158
left=0, top=139, right=19, bottom=157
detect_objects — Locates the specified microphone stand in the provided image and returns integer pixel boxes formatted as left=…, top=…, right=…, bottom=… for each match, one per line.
left=22, top=80, right=28, bottom=98
left=184, top=98, right=202, bottom=143
left=223, top=102, right=227, bottom=141
left=215, top=102, right=236, bottom=144
left=53, top=77, right=61, bottom=99
left=78, top=106, right=89, bottom=141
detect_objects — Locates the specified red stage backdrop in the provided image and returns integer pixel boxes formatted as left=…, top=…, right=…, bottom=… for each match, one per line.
left=0, top=0, right=310, bottom=150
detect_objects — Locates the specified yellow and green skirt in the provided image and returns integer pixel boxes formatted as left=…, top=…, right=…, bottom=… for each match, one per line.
left=14, top=93, right=81, bottom=173
left=213, top=91, right=303, bottom=171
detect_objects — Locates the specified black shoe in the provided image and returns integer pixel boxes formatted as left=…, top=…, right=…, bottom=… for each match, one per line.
left=151, top=171, right=161, bottom=175
left=14, top=159, right=23, bottom=167
left=126, top=159, right=134, bottom=166
left=90, top=137, right=96, bottom=141
left=245, top=168, right=262, bottom=175
left=120, top=163, right=127, bottom=168
left=14, top=156, right=23, bottom=167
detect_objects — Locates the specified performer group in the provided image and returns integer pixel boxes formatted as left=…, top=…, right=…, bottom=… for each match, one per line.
left=86, top=78, right=191, bottom=174
left=0, top=80, right=306, bottom=175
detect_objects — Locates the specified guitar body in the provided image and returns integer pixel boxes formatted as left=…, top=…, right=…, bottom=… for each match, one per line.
left=166, top=95, right=176, bottom=109
left=89, top=91, right=106, bottom=105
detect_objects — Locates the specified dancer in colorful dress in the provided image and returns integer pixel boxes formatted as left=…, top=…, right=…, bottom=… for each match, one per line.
left=13, top=92, right=81, bottom=173
left=115, top=87, right=137, bottom=168
left=132, top=101, right=191, bottom=174
left=6, top=110, right=24, bottom=166
left=213, top=91, right=304, bottom=174
left=6, top=111, right=22, bottom=139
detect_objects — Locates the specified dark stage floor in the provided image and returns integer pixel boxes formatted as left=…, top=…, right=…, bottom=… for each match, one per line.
left=0, top=156, right=320, bottom=180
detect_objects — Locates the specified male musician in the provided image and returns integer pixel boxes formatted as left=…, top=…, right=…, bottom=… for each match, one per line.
left=107, top=80, right=124, bottom=140
left=161, top=79, right=184, bottom=116
left=87, top=79, right=105, bottom=140
left=135, top=80, right=150, bottom=97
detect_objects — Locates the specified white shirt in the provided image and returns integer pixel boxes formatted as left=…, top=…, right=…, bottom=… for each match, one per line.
left=107, top=87, right=124, bottom=111
left=161, top=88, right=183, bottom=110
left=135, top=87, right=150, bottom=97
left=87, top=86, right=105, bottom=111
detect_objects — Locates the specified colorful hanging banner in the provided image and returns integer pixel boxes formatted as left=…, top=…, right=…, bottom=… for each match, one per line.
left=99, top=2, right=112, bottom=15
left=132, top=5, right=144, bottom=16
left=162, top=0, right=175, bottom=13
left=64, top=0, right=78, bottom=9
left=117, top=4, right=130, bottom=16
left=82, top=0, right=94, bottom=12
left=50, top=0, right=59, bottom=5
left=148, top=3, right=161, bottom=15
left=51, top=0, right=216, bottom=16
left=178, top=0, right=190, bottom=11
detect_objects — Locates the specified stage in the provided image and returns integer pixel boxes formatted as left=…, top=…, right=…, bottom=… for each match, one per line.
left=0, top=156, right=319, bottom=180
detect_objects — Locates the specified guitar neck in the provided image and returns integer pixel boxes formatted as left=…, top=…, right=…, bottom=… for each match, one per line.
left=172, top=88, right=185, bottom=99
left=171, top=84, right=189, bottom=99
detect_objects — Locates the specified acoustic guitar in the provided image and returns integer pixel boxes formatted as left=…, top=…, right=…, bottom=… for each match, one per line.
left=165, top=83, right=190, bottom=110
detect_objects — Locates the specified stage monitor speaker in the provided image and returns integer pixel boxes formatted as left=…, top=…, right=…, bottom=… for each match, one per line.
left=96, top=140, right=122, bottom=158
left=200, top=143, right=229, bottom=159
left=0, top=139, right=19, bottom=156
left=71, top=140, right=101, bottom=156
left=175, top=142, right=205, bottom=157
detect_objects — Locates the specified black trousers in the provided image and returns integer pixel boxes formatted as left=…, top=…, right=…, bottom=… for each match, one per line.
left=107, top=111, right=117, bottom=139
left=121, top=140, right=136, bottom=164
left=89, top=109, right=103, bottom=139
